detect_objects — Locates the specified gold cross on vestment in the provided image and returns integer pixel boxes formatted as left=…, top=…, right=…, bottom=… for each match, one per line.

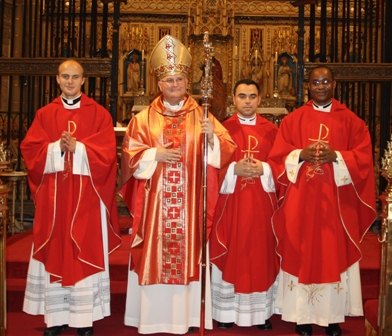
left=63, top=120, right=77, bottom=180
left=241, top=135, right=259, bottom=159
left=308, top=123, right=330, bottom=145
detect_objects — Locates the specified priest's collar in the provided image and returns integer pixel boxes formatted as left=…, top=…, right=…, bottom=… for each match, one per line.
left=237, top=114, right=257, bottom=125
left=61, top=94, right=82, bottom=109
left=163, top=98, right=185, bottom=112
left=312, top=100, right=332, bottom=112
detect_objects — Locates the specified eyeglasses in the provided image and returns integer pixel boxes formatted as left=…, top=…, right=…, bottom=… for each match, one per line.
left=160, top=77, right=185, bottom=85
left=310, top=79, right=333, bottom=87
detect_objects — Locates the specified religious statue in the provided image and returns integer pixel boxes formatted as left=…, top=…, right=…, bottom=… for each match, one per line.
left=0, top=142, right=7, bottom=163
left=241, top=52, right=251, bottom=79
left=250, top=50, right=264, bottom=90
left=278, top=56, right=293, bottom=96
left=127, top=53, right=141, bottom=94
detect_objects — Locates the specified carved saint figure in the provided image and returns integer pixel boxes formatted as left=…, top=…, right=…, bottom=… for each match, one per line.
left=127, top=54, right=140, bottom=93
left=278, top=56, right=293, bottom=96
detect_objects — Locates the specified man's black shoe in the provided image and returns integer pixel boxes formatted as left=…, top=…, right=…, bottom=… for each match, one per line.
left=43, top=325, right=67, bottom=336
left=256, top=319, right=272, bottom=330
left=295, top=323, right=313, bottom=336
left=76, top=327, right=94, bottom=336
left=325, top=323, right=342, bottom=336
left=217, top=322, right=234, bottom=329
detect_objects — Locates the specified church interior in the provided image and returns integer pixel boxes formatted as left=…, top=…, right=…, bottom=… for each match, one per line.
left=1, top=0, right=392, bottom=335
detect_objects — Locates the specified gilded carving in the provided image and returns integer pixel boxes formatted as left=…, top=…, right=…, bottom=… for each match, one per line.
left=119, top=0, right=299, bottom=17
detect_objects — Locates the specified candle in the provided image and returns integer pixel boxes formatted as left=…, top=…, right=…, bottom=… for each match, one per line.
left=142, top=50, right=145, bottom=59
left=275, top=51, right=278, bottom=63
left=234, top=46, right=238, bottom=58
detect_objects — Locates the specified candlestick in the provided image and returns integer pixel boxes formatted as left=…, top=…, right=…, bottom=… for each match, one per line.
left=234, top=46, right=238, bottom=58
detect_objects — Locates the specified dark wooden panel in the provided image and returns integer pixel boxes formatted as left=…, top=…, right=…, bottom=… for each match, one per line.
left=0, top=58, right=112, bottom=77
left=304, top=63, right=392, bottom=81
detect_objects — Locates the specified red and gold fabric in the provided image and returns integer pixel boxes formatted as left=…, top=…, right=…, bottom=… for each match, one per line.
left=120, top=94, right=236, bottom=285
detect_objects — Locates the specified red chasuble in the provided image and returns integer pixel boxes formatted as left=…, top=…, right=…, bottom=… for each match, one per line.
left=119, top=94, right=236, bottom=285
left=21, top=94, right=121, bottom=286
left=210, top=114, right=279, bottom=293
left=268, top=99, right=377, bottom=284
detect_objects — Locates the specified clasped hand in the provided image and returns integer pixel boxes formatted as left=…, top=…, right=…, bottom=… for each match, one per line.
left=300, top=142, right=337, bottom=165
left=234, top=157, right=263, bottom=177
left=60, top=131, right=76, bottom=153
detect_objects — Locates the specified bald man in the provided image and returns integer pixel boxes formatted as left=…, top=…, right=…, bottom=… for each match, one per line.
left=21, top=59, right=121, bottom=336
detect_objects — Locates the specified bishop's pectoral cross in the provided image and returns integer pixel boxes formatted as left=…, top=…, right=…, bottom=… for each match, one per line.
left=63, top=120, right=77, bottom=180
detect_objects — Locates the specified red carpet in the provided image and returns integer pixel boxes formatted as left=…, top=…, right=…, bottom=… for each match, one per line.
left=5, top=227, right=380, bottom=335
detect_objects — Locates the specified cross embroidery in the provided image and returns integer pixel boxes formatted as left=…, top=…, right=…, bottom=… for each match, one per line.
left=241, top=135, right=259, bottom=159
left=340, top=175, right=349, bottom=184
left=168, top=171, right=181, bottom=183
left=168, top=207, right=180, bottom=219
left=306, top=123, right=331, bottom=181
left=308, top=123, right=330, bottom=145
left=63, top=120, right=77, bottom=180
left=288, top=280, right=296, bottom=291
left=240, top=135, right=260, bottom=189
left=162, top=114, right=185, bottom=284
left=334, top=283, right=343, bottom=294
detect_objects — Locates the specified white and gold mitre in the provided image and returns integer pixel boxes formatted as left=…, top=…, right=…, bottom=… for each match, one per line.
left=149, top=35, right=192, bottom=80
